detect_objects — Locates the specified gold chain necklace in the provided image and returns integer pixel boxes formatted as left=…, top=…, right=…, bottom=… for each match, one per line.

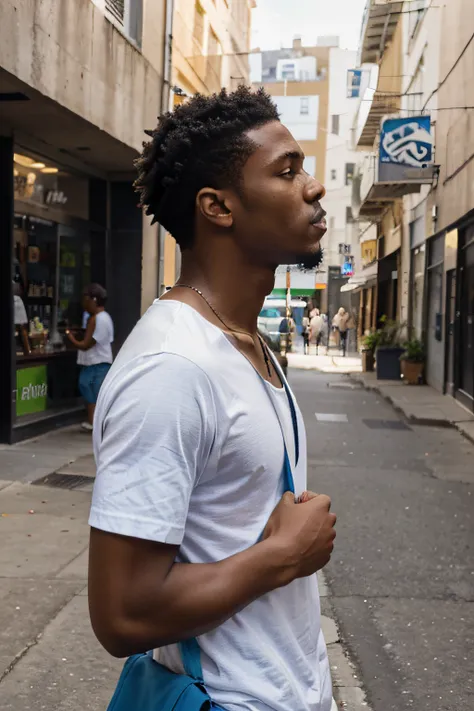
left=175, top=284, right=273, bottom=379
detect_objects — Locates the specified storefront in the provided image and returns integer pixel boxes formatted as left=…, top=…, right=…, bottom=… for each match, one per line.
left=1, top=142, right=107, bottom=443
left=424, top=232, right=445, bottom=393
left=455, top=218, right=474, bottom=411
left=408, top=215, right=426, bottom=339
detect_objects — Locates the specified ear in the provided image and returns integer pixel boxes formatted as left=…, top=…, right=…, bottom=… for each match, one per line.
left=196, top=188, right=234, bottom=229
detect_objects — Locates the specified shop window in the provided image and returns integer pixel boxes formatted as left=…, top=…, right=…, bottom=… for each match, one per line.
left=12, top=149, right=96, bottom=424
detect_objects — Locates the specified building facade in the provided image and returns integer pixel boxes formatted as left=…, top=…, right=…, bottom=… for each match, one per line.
left=350, top=0, right=473, bottom=412
left=160, top=0, right=255, bottom=291
left=1, top=0, right=170, bottom=442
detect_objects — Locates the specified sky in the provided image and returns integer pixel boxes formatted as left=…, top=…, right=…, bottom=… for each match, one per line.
left=251, top=0, right=368, bottom=52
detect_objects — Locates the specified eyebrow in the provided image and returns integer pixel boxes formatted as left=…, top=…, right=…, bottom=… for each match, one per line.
left=270, top=150, right=305, bottom=166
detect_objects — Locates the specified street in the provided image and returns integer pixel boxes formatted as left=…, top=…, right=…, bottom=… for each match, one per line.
left=292, top=369, right=474, bottom=711
left=1, top=367, right=473, bottom=710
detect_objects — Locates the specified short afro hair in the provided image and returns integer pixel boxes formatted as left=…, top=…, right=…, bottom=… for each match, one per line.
left=134, top=86, right=279, bottom=249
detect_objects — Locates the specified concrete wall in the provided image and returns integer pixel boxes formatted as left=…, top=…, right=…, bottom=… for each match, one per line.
left=0, top=0, right=164, bottom=153
left=172, top=0, right=251, bottom=96
left=435, top=0, right=474, bottom=231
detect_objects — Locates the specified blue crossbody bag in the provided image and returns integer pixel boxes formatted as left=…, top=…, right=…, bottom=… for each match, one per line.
left=106, top=379, right=299, bottom=711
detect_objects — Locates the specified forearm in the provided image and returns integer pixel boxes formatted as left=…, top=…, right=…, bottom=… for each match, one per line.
left=108, top=539, right=293, bottom=656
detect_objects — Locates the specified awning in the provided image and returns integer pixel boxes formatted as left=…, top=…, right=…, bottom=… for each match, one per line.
left=340, top=262, right=378, bottom=293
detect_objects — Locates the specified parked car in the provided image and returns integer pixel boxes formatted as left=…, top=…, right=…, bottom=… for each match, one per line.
left=257, top=306, right=283, bottom=346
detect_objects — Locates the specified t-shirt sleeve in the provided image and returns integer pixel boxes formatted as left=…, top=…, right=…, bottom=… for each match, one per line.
left=89, top=353, right=216, bottom=545
left=92, top=314, right=109, bottom=345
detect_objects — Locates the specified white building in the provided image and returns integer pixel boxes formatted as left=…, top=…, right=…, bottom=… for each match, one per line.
left=320, top=48, right=373, bottom=318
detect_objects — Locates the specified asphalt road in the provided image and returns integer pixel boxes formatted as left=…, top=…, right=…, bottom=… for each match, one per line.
left=289, top=368, right=474, bottom=711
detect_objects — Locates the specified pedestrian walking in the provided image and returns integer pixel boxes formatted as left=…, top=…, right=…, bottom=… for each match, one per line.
left=88, top=87, right=336, bottom=711
left=309, top=309, right=324, bottom=354
left=66, top=283, right=114, bottom=431
left=332, top=307, right=350, bottom=357
left=302, top=313, right=311, bottom=354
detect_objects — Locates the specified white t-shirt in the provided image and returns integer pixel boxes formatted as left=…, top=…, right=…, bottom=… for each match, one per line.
left=82, top=311, right=114, bottom=366
left=14, top=295, right=28, bottom=325
left=90, top=300, right=332, bottom=711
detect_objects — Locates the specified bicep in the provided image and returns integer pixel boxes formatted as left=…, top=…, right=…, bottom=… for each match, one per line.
left=88, top=527, right=178, bottom=650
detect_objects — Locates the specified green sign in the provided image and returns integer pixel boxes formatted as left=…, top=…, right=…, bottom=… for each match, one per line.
left=16, top=366, right=48, bottom=417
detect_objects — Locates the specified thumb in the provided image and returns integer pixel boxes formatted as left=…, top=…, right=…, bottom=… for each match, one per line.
left=282, top=491, right=297, bottom=505
left=298, top=490, right=320, bottom=503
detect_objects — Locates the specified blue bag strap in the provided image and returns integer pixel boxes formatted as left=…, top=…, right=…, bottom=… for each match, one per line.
left=179, top=365, right=300, bottom=682
left=178, top=638, right=204, bottom=681
left=282, top=379, right=299, bottom=467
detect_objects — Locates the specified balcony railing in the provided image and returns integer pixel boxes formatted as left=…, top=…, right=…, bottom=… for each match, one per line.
left=352, top=151, right=437, bottom=220
left=358, top=0, right=403, bottom=65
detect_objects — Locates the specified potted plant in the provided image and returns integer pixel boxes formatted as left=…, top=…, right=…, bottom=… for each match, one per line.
left=375, top=316, right=405, bottom=380
left=361, top=331, right=378, bottom=372
left=400, top=338, right=425, bottom=384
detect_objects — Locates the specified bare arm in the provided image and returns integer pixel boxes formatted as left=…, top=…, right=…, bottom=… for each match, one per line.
left=89, top=492, right=336, bottom=658
left=67, top=315, right=96, bottom=350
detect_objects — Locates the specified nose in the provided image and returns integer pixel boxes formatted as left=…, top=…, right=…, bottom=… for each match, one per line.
left=304, top=175, right=326, bottom=203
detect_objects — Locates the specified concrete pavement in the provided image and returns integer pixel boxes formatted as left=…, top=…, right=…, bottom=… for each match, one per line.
left=0, top=423, right=363, bottom=710
left=351, top=371, right=474, bottom=445
left=291, top=368, right=474, bottom=710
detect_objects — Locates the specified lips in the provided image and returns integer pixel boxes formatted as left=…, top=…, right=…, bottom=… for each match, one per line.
left=310, top=208, right=327, bottom=230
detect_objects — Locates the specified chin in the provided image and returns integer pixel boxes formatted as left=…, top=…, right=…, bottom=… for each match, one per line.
left=295, top=246, right=324, bottom=271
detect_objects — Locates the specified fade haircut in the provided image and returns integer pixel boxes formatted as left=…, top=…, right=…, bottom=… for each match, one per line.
left=134, top=86, right=279, bottom=249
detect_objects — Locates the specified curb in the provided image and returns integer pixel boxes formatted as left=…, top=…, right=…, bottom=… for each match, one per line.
left=319, top=573, right=372, bottom=710
left=347, top=375, right=474, bottom=446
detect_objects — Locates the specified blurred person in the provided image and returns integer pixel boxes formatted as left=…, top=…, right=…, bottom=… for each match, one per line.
left=13, top=280, right=30, bottom=355
left=88, top=87, right=336, bottom=711
left=332, top=307, right=350, bottom=357
left=309, top=308, right=324, bottom=354
left=66, top=283, right=114, bottom=431
left=302, top=312, right=311, bottom=354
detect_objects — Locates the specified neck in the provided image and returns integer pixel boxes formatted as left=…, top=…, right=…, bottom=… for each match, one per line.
left=178, top=247, right=275, bottom=334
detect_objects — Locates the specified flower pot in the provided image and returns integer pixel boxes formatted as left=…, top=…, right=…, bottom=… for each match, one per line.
left=362, top=349, right=374, bottom=372
left=401, top=359, right=424, bottom=385
left=376, top=346, right=404, bottom=380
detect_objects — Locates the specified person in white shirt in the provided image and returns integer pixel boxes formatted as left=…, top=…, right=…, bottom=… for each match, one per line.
left=88, top=87, right=337, bottom=711
left=66, top=283, right=114, bottom=431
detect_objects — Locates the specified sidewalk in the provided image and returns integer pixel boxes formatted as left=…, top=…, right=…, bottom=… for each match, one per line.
left=0, top=424, right=368, bottom=710
left=350, top=371, right=474, bottom=444
left=288, top=351, right=362, bottom=374
left=0, top=425, right=94, bottom=485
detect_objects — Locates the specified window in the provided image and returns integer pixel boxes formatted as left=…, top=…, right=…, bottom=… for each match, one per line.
left=409, top=0, right=428, bottom=38
left=407, top=56, right=424, bottom=114
left=345, top=163, right=355, bottom=185
left=300, top=97, right=309, bottom=115
left=346, top=206, right=354, bottom=223
left=329, top=216, right=336, bottom=230
left=193, top=2, right=205, bottom=48
left=105, top=0, right=124, bottom=24
left=331, top=169, right=337, bottom=180
left=331, top=114, right=340, bottom=135
left=105, top=0, right=143, bottom=47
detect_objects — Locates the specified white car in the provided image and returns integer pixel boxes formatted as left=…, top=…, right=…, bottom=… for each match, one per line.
left=257, top=306, right=283, bottom=346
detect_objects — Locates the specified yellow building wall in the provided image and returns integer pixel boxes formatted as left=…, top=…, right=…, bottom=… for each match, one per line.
left=164, top=0, right=254, bottom=284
